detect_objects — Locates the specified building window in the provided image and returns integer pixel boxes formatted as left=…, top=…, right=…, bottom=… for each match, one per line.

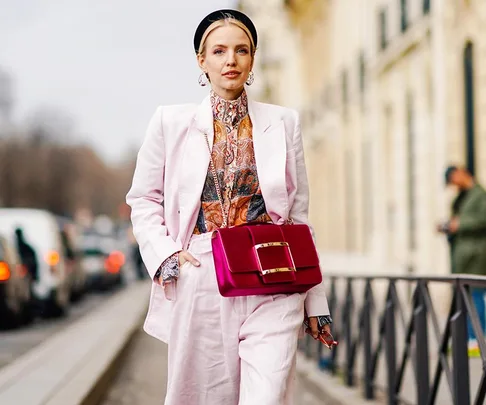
left=379, top=8, right=388, bottom=51
left=359, top=52, right=366, bottom=94
left=406, top=93, right=416, bottom=251
left=423, top=0, right=430, bottom=14
left=362, top=140, right=373, bottom=251
left=400, top=0, right=408, bottom=32
left=341, top=69, right=348, bottom=116
left=383, top=105, right=396, bottom=264
left=345, top=149, right=356, bottom=251
left=464, top=41, right=476, bottom=176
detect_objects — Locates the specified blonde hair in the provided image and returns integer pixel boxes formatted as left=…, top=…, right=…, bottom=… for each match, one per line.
left=197, top=17, right=256, bottom=56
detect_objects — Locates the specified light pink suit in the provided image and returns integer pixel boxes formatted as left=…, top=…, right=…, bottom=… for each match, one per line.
left=126, top=96, right=330, bottom=404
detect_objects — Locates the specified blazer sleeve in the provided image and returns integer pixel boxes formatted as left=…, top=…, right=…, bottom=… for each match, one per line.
left=126, top=106, right=181, bottom=280
left=289, top=111, right=331, bottom=318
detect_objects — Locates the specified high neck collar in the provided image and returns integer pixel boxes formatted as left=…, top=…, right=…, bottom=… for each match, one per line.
left=210, top=89, right=248, bottom=130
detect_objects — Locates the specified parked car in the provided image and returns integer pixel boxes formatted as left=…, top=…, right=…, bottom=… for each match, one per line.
left=0, top=235, right=32, bottom=329
left=0, top=208, right=70, bottom=317
left=79, top=229, right=125, bottom=291
left=56, top=217, right=86, bottom=302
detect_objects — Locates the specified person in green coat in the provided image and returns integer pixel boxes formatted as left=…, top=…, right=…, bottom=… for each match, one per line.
left=443, top=165, right=486, bottom=349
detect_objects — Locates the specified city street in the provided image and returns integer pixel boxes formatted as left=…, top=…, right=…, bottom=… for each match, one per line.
left=0, top=290, right=117, bottom=370
left=3, top=2, right=486, bottom=403
left=0, top=283, right=328, bottom=405
left=101, top=329, right=328, bottom=405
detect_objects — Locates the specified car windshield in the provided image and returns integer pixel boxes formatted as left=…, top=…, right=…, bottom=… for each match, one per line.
left=80, top=231, right=116, bottom=256
left=0, top=210, right=60, bottom=255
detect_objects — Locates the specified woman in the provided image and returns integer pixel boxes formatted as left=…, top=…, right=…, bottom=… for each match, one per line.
left=126, top=9, right=333, bottom=405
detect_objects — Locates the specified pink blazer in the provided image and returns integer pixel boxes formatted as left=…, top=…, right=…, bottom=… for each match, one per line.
left=126, top=95, right=330, bottom=342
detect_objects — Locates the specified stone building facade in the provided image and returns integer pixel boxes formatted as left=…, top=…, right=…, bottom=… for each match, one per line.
left=238, top=0, right=486, bottom=277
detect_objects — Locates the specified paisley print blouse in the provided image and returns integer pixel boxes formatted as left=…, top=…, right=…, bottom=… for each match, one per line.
left=193, top=90, right=272, bottom=233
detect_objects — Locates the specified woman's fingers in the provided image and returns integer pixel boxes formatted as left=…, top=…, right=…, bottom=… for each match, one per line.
left=178, top=251, right=200, bottom=267
left=308, top=316, right=319, bottom=339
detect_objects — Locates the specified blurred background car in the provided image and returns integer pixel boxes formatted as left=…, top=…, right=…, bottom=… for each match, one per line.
left=0, top=208, right=70, bottom=317
left=78, top=219, right=125, bottom=291
left=56, top=216, right=87, bottom=302
left=0, top=234, right=32, bottom=329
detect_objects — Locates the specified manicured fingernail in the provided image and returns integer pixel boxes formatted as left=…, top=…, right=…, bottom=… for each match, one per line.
left=195, top=261, right=200, bottom=266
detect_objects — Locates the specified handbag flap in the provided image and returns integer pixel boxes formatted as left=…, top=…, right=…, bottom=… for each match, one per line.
left=213, top=224, right=319, bottom=274
left=280, top=224, right=320, bottom=268
left=214, top=227, right=258, bottom=273
left=247, top=225, right=295, bottom=275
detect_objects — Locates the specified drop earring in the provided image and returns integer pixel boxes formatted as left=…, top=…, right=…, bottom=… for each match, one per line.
left=245, top=71, right=255, bottom=86
left=198, top=72, right=209, bottom=87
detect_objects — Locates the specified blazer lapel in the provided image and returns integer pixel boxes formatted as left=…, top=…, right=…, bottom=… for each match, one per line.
left=178, top=96, right=213, bottom=248
left=178, top=97, right=289, bottom=247
left=248, top=100, right=289, bottom=224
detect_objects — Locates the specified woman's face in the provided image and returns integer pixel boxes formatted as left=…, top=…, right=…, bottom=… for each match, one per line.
left=198, top=24, right=253, bottom=100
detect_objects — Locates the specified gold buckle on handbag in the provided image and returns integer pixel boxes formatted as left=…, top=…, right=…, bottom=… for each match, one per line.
left=254, top=242, right=296, bottom=275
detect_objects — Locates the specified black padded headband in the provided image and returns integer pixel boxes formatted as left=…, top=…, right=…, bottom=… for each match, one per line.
left=193, top=9, right=258, bottom=54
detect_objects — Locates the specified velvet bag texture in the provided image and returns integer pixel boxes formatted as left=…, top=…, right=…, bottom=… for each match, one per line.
left=211, top=223, right=322, bottom=297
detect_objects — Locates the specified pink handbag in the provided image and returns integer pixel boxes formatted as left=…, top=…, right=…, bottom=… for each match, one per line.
left=203, top=133, right=323, bottom=297
left=211, top=222, right=323, bottom=297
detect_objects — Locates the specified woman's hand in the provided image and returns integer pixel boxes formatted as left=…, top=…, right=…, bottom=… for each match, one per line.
left=157, top=251, right=201, bottom=285
left=178, top=251, right=201, bottom=268
left=308, top=316, right=331, bottom=339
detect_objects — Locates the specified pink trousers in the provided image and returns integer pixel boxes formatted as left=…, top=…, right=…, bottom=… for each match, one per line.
left=164, top=232, right=306, bottom=405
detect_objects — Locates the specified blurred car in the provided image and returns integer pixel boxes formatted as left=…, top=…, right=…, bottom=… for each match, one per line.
left=0, top=208, right=70, bottom=317
left=79, top=229, right=125, bottom=291
left=115, top=221, right=147, bottom=282
left=56, top=217, right=86, bottom=302
left=0, top=235, right=32, bottom=329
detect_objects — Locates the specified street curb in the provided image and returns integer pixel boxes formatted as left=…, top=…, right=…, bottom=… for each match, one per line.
left=296, top=353, right=383, bottom=405
left=77, top=314, right=144, bottom=405
left=79, top=324, right=142, bottom=405
left=0, top=282, right=149, bottom=405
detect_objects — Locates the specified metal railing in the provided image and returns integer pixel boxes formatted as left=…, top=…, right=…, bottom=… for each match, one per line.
left=300, top=274, right=486, bottom=405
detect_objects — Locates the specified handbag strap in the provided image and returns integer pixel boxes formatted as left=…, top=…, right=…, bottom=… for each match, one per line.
left=203, top=132, right=229, bottom=228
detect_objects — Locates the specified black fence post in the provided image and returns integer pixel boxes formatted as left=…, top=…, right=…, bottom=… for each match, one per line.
left=415, top=282, right=430, bottom=405
left=303, top=274, right=486, bottom=404
left=451, top=283, right=470, bottom=405
left=345, top=279, right=354, bottom=386
left=386, top=282, right=397, bottom=405
left=363, top=280, right=374, bottom=399
left=328, top=277, right=338, bottom=374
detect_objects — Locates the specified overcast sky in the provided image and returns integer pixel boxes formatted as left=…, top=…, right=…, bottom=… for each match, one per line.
left=1, top=0, right=236, bottom=164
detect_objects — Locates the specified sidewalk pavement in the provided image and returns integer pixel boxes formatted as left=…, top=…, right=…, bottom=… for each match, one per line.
left=101, top=328, right=331, bottom=405
left=298, top=345, right=485, bottom=405
left=0, top=282, right=148, bottom=405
